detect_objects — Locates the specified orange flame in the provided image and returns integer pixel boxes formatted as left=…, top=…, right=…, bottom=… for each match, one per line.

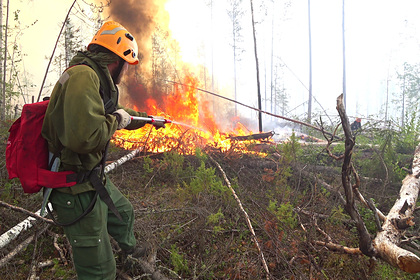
left=112, top=74, right=268, bottom=155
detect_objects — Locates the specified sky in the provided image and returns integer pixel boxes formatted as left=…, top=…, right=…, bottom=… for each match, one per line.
left=11, top=0, right=420, bottom=130
left=161, top=0, right=420, bottom=125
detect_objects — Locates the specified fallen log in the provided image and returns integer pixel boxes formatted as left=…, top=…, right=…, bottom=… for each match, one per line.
left=298, top=134, right=326, bottom=143
left=373, top=147, right=420, bottom=273
left=104, top=147, right=143, bottom=173
left=229, top=131, right=274, bottom=141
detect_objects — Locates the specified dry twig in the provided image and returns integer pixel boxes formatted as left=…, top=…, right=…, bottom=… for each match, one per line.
left=37, top=0, right=76, bottom=102
left=0, top=225, right=49, bottom=268
left=313, top=218, right=332, bottom=242
left=0, top=200, right=54, bottom=225
left=52, top=232, right=68, bottom=265
left=208, top=154, right=271, bottom=280
left=314, top=240, right=362, bottom=255
left=0, top=201, right=53, bottom=250
left=27, top=229, right=40, bottom=280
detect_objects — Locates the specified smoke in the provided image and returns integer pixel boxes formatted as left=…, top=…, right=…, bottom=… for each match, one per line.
left=102, top=0, right=171, bottom=111
left=108, top=0, right=169, bottom=69
left=96, top=1, right=252, bottom=134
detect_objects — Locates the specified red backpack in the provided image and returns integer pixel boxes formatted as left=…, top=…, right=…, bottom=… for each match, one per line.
left=6, top=100, right=77, bottom=193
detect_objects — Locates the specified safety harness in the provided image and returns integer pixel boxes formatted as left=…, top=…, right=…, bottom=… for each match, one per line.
left=44, top=59, right=123, bottom=226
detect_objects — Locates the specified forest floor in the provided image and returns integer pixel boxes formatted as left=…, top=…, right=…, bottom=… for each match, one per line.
left=0, top=120, right=420, bottom=280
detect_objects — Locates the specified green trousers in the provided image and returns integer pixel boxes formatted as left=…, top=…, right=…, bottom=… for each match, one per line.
left=50, top=177, right=136, bottom=280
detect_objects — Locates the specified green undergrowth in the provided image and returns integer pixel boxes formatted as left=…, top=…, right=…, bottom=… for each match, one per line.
left=0, top=124, right=419, bottom=279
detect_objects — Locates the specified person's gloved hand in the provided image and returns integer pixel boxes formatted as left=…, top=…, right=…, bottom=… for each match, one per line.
left=113, top=109, right=131, bottom=129
left=149, top=116, right=166, bottom=130
left=124, top=112, right=148, bottom=130
left=153, top=122, right=166, bottom=130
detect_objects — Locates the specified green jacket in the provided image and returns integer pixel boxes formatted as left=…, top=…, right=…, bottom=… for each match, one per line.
left=42, top=51, right=147, bottom=194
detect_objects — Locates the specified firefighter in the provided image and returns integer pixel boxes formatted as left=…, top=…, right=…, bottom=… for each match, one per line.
left=351, top=117, right=362, bottom=133
left=42, top=21, right=157, bottom=279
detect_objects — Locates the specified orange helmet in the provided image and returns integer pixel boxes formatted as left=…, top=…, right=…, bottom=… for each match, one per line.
left=88, top=21, right=139, bottom=65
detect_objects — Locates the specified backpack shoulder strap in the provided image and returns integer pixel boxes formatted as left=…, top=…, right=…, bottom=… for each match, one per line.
left=65, top=63, right=116, bottom=115
left=99, top=87, right=115, bottom=115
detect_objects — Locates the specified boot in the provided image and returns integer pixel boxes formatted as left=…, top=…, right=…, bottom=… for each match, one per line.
left=124, top=242, right=151, bottom=259
left=122, top=242, right=152, bottom=273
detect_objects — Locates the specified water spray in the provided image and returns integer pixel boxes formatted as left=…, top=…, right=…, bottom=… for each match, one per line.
left=170, top=120, right=207, bottom=132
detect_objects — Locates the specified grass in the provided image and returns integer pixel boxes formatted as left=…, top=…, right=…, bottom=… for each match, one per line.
left=0, top=122, right=419, bottom=279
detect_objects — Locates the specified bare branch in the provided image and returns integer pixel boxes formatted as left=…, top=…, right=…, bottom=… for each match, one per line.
left=0, top=200, right=54, bottom=224
left=208, top=154, right=270, bottom=280
left=313, top=218, right=332, bottom=242
left=0, top=225, right=49, bottom=268
left=52, top=232, right=68, bottom=265
left=314, top=240, right=362, bottom=255
left=165, top=79, right=340, bottom=140
left=336, top=94, right=376, bottom=257
left=37, top=0, right=77, bottom=102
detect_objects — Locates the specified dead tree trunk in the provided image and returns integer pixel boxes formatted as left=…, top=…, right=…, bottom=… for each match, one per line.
left=342, top=0, right=347, bottom=108
left=307, top=0, right=313, bottom=123
left=250, top=0, right=263, bottom=132
left=373, top=145, right=420, bottom=273
left=336, top=94, right=375, bottom=257
left=336, top=93, right=420, bottom=273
